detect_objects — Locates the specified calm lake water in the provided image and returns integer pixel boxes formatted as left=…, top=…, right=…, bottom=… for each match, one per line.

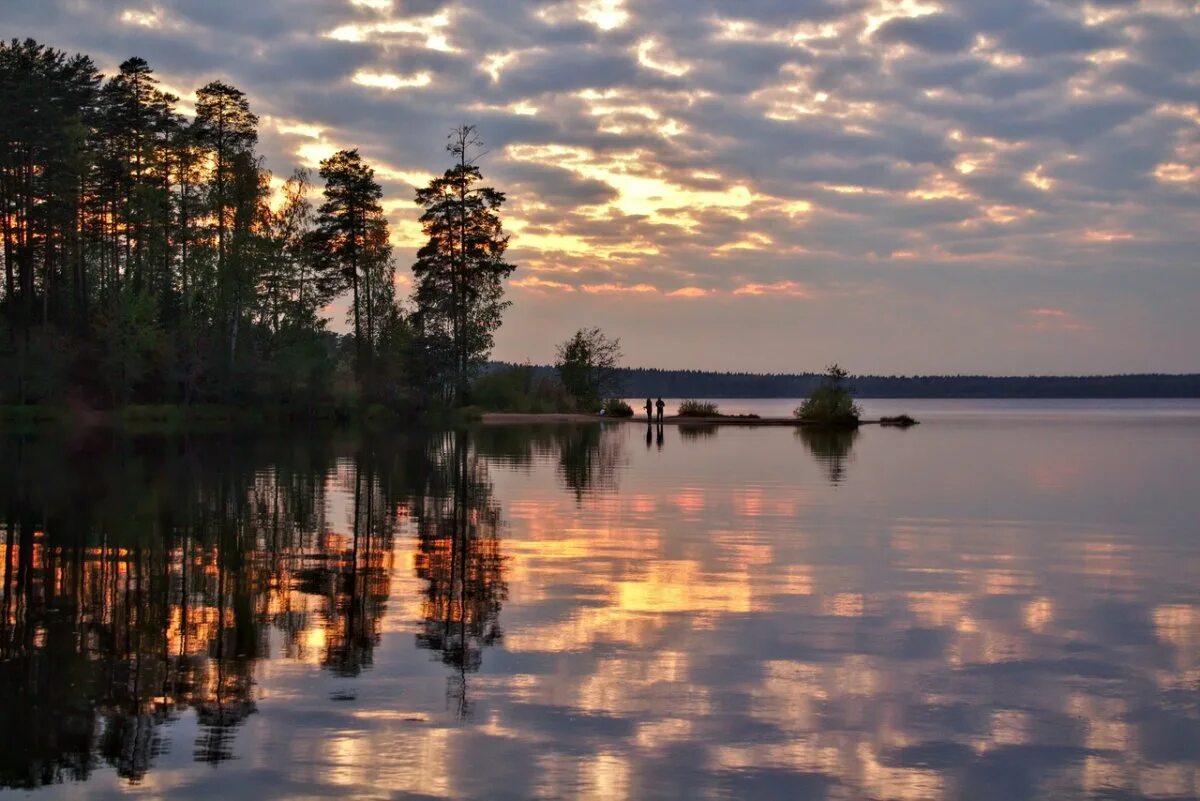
left=2, top=399, right=1199, bottom=800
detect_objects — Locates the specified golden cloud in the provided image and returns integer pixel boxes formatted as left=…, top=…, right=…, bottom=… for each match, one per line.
left=733, top=281, right=812, bottom=298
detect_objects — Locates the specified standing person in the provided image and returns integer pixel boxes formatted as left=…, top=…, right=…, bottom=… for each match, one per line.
left=644, top=397, right=653, bottom=423
left=655, top=397, right=665, bottom=423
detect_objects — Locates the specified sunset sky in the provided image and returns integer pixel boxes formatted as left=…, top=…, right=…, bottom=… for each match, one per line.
left=5, top=0, right=1198, bottom=374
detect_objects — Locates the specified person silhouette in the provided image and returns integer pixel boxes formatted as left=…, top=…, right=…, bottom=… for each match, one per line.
left=644, top=397, right=653, bottom=423
left=655, top=397, right=665, bottom=423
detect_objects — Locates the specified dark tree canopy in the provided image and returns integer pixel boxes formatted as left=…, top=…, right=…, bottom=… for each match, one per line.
left=0, top=38, right=526, bottom=413
left=0, top=39, right=430, bottom=410
left=310, top=148, right=394, bottom=387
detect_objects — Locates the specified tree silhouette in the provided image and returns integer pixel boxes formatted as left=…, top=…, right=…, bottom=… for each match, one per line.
left=0, top=40, right=417, bottom=409
left=310, top=149, right=393, bottom=389
left=555, top=327, right=623, bottom=412
left=411, top=126, right=514, bottom=406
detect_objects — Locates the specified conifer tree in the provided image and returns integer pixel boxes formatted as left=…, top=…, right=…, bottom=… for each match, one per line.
left=311, top=149, right=392, bottom=388
left=411, top=126, right=514, bottom=406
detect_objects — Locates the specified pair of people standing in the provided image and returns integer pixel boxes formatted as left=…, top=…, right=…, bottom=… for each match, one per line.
left=644, top=397, right=665, bottom=423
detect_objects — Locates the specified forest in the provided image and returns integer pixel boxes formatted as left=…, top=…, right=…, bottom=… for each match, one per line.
left=0, top=39, right=512, bottom=415
left=492, top=364, right=1200, bottom=399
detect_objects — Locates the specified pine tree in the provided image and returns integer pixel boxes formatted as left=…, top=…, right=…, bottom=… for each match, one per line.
left=192, top=81, right=260, bottom=389
left=310, top=149, right=393, bottom=390
left=0, top=39, right=101, bottom=400
left=411, top=126, right=514, bottom=406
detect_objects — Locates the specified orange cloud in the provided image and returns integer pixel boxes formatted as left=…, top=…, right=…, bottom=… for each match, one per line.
left=511, top=275, right=576, bottom=292
left=667, top=287, right=715, bottom=298
left=1022, top=308, right=1090, bottom=332
left=732, top=281, right=812, bottom=298
left=1081, top=230, right=1135, bottom=242
left=580, top=283, right=658, bottom=294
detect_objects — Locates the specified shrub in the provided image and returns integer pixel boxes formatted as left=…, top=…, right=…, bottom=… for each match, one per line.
left=457, top=405, right=485, bottom=422
left=472, top=365, right=576, bottom=413
left=678, top=399, right=720, bottom=417
left=602, top=398, right=634, bottom=417
left=794, top=364, right=861, bottom=426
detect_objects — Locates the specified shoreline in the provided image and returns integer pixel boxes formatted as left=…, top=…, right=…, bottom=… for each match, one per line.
left=479, top=412, right=896, bottom=427
left=0, top=406, right=911, bottom=431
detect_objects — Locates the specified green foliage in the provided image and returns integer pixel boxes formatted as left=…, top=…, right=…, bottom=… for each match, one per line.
left=678, top=400, right=719, bottom=417
left=556, top=327, right=623, bottom=412
left=471, top=365, right=576, bottom=413
left=253, top=321, right=339, bottom=407
left=0, top=322, right=73, bottom=404
left=95, top=288, right=164, bottom=405
left=795, top=364, right=861, bottom=425
left=602, top=398, right=633, bottom=417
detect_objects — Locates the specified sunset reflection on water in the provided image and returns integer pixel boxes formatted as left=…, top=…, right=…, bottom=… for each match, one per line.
left=2, top=406, right=1199, bottom=800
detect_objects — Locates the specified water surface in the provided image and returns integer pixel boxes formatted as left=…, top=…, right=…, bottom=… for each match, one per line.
left=2, top=401, right=1199, bottom=800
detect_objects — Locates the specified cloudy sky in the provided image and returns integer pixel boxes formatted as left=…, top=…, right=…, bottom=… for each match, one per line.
left=5, top=0, right=1198, bottom=374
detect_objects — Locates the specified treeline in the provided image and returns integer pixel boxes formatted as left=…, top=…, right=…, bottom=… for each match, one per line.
left=490, top=364, right=1200, bottom=399
left=0, top=39, right=511, bottom=412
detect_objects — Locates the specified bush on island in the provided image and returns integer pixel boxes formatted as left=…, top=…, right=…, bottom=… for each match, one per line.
left=602, top=398, right=634, bottom=417
left=678, top=400, right=720, bottom=417
left=794, top=364, right=861, bottom=426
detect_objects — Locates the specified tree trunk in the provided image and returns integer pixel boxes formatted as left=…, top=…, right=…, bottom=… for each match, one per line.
left=1, top=173, right=14, bottom=314
left=350, top=203, right=362, bottom=390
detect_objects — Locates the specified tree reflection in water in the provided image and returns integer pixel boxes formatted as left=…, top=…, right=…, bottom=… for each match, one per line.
left=0, top=430, right=420, bottom=786
left=471, top=423, right=624, bottom=503
left=796, top=426, right=859, bottom=484
left=556, top=424, right=622, bottom=502
left=411, top=429, right=507, bottom=719
left=0, top=419, right=856, bottom=789
left=678, top=423, right=719, bottom=442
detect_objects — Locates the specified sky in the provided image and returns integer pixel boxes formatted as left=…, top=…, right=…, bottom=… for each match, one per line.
left=3, top=0, right=1198, bottom=375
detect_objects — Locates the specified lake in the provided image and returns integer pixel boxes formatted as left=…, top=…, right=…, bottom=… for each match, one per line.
left=2, top=399, right=1199, bottom=800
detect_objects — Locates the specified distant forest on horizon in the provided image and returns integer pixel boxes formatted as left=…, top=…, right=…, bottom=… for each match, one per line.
left=490, top=363, right=1200, bottom=399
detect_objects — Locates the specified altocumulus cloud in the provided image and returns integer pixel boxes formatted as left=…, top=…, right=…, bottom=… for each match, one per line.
left=4, top=0, right=1198, bottom=374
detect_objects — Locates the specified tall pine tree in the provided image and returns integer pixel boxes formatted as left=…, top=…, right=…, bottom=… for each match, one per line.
left=411, top=126, right=514, bottom=406
left=310, top=149, right=393, bottom=391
